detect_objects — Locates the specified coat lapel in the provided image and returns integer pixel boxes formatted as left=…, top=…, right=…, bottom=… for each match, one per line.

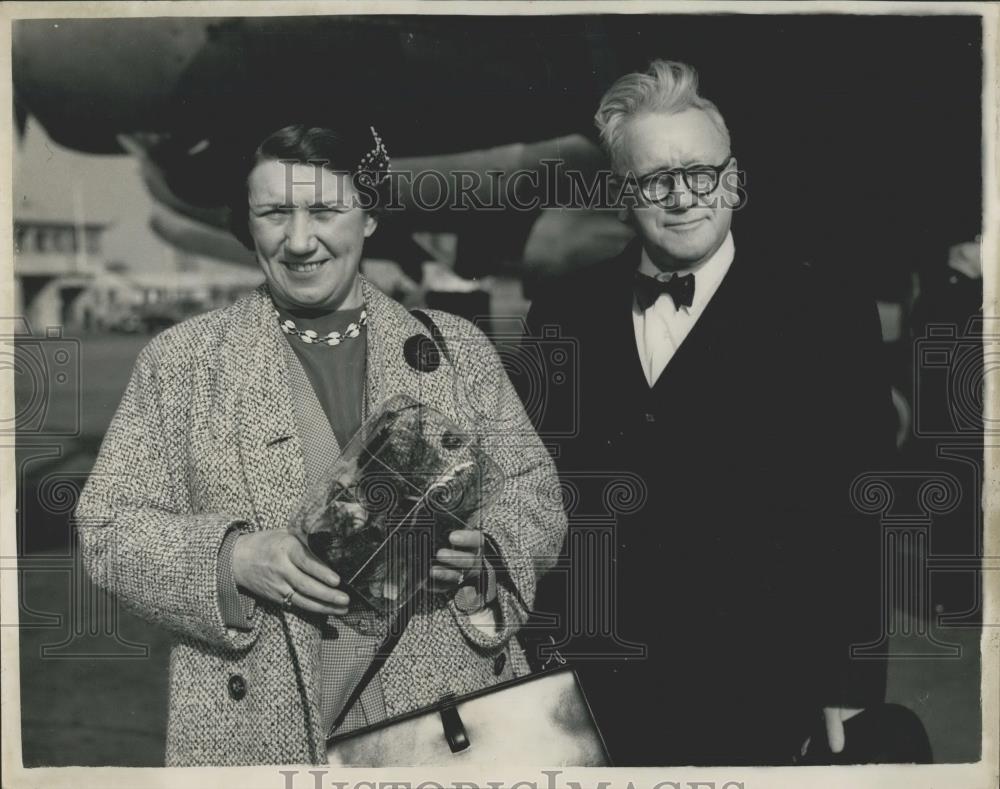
left=361, top=278, right=465, bottom=428
left=231, top=287, right=323, bottom=745
left=233, top=287, right=307, bottom=529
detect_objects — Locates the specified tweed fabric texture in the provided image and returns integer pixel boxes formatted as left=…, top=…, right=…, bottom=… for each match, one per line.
left=76, top=279, right=565, bottom=766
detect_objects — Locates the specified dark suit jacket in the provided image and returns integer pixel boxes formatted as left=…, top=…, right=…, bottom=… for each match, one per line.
left=517, top=238, right=895, bottom=765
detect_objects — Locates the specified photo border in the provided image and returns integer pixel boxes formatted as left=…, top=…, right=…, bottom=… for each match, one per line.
left=1, top=3, right=996, bottom=789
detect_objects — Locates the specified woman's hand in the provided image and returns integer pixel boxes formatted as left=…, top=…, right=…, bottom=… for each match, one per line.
left=231, top=531, right=349, bottom=616
left=431, top=529, right=484, bottom=592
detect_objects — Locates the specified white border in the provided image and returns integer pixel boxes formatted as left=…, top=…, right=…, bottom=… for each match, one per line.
left=0, top=3, right=996, bottom=789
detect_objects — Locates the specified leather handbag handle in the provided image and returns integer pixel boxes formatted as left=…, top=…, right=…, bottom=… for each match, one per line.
left=411, top=309, right=454, bottom=364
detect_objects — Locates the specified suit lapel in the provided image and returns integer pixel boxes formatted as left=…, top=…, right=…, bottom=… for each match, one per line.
left=650, top=252, right=751, bottom=397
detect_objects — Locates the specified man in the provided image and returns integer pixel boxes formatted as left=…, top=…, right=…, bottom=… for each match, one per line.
left=520, top=60, right=895, bottom=766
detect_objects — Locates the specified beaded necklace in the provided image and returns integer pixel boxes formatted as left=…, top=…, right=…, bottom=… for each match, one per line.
left=277, top=309, right=367, bottom=347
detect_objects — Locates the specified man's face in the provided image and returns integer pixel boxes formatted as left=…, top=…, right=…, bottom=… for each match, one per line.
left=247, top=160, right=376, bottom=311
left=620, top=108, right=735, bottom=271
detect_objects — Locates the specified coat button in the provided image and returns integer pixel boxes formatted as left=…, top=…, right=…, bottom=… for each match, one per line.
left=493, top=652, right=507, bottom=676
left=403, top=334, right=440, bottom=372
left=227, top=674, right=247, bottom=701
left=645, top=412, right=656, bottom=422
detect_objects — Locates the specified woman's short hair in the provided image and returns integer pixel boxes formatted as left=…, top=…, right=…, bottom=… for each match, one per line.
left=229, top=124, right=387, bottom=249
left=594, top=60, right=731, bottom=173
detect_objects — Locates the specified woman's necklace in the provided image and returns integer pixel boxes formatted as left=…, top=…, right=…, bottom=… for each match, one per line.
left=276, top=308, right=368, bottom=347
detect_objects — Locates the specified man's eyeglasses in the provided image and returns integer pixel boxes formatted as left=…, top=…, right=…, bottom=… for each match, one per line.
left=634, top=156, right=736, bottom=206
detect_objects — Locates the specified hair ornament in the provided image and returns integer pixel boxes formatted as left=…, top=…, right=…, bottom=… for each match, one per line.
left=356, top=125, right=391, bottom=187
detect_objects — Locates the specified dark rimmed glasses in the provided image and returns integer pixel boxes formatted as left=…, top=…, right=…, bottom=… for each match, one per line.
left=634, top=155, right=736, bottom=206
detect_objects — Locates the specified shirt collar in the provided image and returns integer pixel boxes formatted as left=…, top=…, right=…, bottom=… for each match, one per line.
left=636, top=231, right=735, bottom=315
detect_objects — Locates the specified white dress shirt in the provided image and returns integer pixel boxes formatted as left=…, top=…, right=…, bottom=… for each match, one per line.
left=633, top=231, right=735, bottom=387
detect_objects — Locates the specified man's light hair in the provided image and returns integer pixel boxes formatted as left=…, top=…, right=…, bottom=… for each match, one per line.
left=595, top=60, right=731, bottom=172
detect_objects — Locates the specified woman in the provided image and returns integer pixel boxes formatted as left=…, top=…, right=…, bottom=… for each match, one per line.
left=76, top=124, right=566, bottom=766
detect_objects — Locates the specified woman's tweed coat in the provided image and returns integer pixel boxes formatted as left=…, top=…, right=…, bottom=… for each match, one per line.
left=75, top=279, right=566, bottom=766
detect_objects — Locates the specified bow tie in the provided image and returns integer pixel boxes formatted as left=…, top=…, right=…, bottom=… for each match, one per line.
left=634, top=272, right=696, bottom=311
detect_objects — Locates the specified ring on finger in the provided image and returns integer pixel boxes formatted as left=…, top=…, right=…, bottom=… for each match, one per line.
left=281, top=590, right=296, bottom=611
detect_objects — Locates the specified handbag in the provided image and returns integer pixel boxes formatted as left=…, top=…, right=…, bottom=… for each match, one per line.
left=326, top=666, right=608, bottom=767
left=325, top=311, right=609, bottom=767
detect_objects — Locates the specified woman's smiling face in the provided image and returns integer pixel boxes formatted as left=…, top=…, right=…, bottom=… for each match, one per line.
left=247, top=159, right=376, bottom=311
